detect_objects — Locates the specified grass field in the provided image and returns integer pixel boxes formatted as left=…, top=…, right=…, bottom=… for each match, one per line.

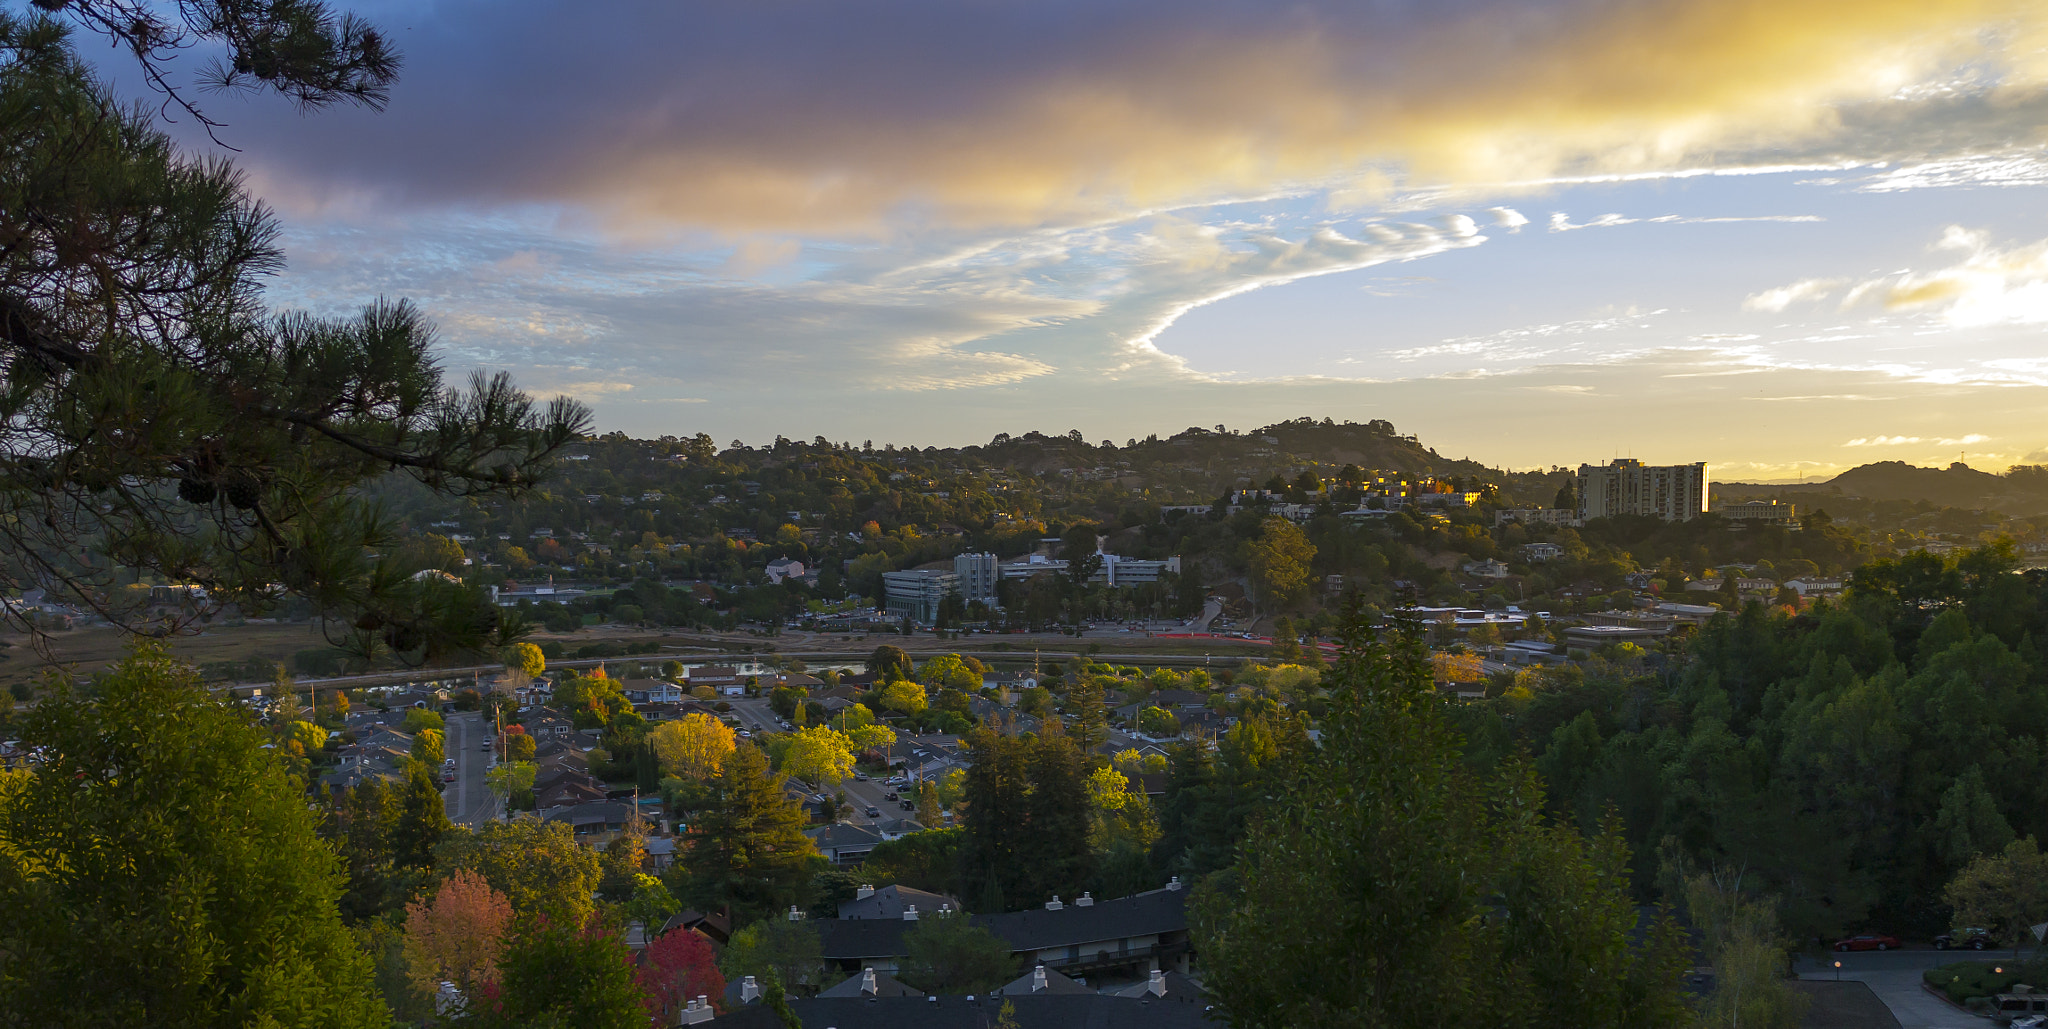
left=0, top=621, right=333, bottom=691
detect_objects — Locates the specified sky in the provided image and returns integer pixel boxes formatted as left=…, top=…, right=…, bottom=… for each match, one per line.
left=104, top=0, right=2048, bottom=480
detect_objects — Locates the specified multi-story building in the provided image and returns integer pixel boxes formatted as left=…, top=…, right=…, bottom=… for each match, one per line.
left=1494, top=508, right=1583, bottom=528
left=952, top=552, right=1000, bottom=603
left=1716, top=499, right=1797, bottom=525
left=1575, top=459, right=1707, bottom=522
left=881, top=569, right=957, bottom=623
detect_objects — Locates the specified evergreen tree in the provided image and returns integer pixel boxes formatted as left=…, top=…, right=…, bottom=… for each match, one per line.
left=0, top=15, right=585, bottom=656
left=1022, top=730, right=1094, bottom=904
left=675, top=745, right=818, bottom=923
left=0, top=643, right=385, bottom=1026
left=1196, top=619, right=1690, bottom=1028
left=390, top=760, right=451, bottom=873
left=959, top=729, right=1035, bottom=911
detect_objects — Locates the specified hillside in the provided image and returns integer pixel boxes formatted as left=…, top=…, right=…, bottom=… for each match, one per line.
left=1720, top=461, right=2048, bottom=517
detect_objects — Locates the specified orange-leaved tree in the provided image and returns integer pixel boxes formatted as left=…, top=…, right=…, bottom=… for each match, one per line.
left=403, top=869, right=514, bottom=995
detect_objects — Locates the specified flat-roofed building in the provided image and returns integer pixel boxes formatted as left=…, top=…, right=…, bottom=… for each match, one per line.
left=1576, top=459, right=1708, bottom=522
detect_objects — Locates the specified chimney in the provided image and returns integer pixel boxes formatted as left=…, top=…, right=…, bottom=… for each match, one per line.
left=740, top=976, right=761, bottom=1003
left=788, top=905, right=805, bottom=921
left=856, top=884, right=875, bottom=900
left=903, top=904, right=919, bottom=921
left=434, top=982, right=466, bottom=1017
left=1166, top=876, right=1184, bottom=891
left=1075, top=892, right=1094, bottom=907
left=1147, top=969, right=1167, bottom=997
left=679, top=995, right=715, bottom=1025
left=1031, top=965, right=1049, bottom=993
left=1045, top=895, right=1063, bottom=910
left=861, top=968, right=879, bottom=995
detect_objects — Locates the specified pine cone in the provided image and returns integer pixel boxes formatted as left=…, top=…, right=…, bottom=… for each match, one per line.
left=225, top=476, right=261, bottom=510
left=177, top=478, right=217, bottom=504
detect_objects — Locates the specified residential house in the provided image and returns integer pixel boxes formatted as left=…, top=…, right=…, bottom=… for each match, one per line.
left=764, top=558, right=807, bottom=585
left=1520, top=542, right=1565, bottom=562
left=807, top=822, right=886, bottom=865
left=688, top=665, right=744, bottom=696
left=537, top=800, right=635, bottom=837
left=838, top=884, right=959, bottom=921
left=522, top=710, right=578, bottom=740
left=813, top=882, right=1193, bottom=980
left=621, top=678, right=685, bottom=704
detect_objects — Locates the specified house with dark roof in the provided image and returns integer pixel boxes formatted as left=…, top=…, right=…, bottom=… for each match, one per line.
left=714, top=987, right=1218, bottom=1028
left=537, top=799, right=634, bottom=836
left=818, top=967, right=919, bottom=998
left=838, top=884, right=959, bottom=921
left=815, top=883, right=1192, bottom=979
left=808, top=822, right=886, bottom=865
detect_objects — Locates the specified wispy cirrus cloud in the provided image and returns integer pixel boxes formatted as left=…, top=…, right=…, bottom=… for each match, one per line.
left=1845, top=433, right=1990, bottom=447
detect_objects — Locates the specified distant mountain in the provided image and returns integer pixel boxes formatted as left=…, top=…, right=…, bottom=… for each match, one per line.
left=1721, top=460, right=2048, bottom=516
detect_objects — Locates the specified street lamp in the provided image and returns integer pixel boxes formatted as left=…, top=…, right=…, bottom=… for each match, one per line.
left=1832, top=960, right=1841, bottom=981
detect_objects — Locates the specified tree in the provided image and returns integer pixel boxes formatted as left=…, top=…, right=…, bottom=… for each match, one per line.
left=897, top=912, right=1017, bottom=995
left=876, top=679, right=929, bottom=716
left=780, top=725, right=855, bottom=785
left=1246, top=517, right=1315, bottom=612
left=638, top=927, right=726, bottom=1022
left=1685, top=872, right=1807, bottom=1029
left=869, top=644, right=913, bottom=681
left=486, top=761, right=537, bottom=807
left=718, top=918, right=830, bottom=997
left=0, top=642, right=385, bottom=1026
left=918, top=653, right=983, bottom=692
left=861, top=826, right=965, bottom=897
left=505, top=642, right=547, bottom=678
left=502, top=730, right=537, bottom=764
left=440, top=819, right=602, bottom=927
left=411, top=727, right=446, bottom=769
left=598, top=833, right=650, bottom=903
left=676, top=745, right=819, bottom=923
left=651, top=713, right=737, bottom=782
left=1137, top=705, right=1180, bottom=737
left=403, top=706, right=446, bottom=734
left=959, top=728, right=1092, bottom=911
left=1195, top=619, right=1691, bottom=1028
left=486, top=921, right=647, bottom=1029
left=1945, top=836, right=2048, bottom=955
left=402, top=869, right=513, bottom=995
left=0, top=18, right=586, bottom=655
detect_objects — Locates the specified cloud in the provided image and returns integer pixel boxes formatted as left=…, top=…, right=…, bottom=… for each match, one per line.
left=204, top=0, right=2048, bottom=235
left=1834, top=226, right=2048, bottom=326
left=1844, top=433, right=1990, bottom=446
left=1744, top=277, right=1846, bottom=312
left=1487, top=207, right=1530, bottom=232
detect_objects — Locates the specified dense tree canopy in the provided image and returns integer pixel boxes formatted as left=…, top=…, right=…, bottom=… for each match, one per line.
left=0, top=643, right=386, bottom=1027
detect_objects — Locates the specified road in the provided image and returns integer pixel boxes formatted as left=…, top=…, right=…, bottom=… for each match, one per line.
left=1796, top=948, right=2032, bottom=1028
left=442, top=710, right=498, bottom=827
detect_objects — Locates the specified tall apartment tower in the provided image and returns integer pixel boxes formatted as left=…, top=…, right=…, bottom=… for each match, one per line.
left=952, top=551, right=1000, bottom=603
left=1575, top=459, right=1708, bottom=522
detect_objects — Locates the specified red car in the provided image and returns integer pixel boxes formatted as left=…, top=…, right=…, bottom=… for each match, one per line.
left=1834, top=933, right=1902, bottom=952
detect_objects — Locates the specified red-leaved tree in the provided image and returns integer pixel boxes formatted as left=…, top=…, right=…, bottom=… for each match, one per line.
left=402, top=869, right=514, bottom=994
left=638, top=927, right=726, bottom=1020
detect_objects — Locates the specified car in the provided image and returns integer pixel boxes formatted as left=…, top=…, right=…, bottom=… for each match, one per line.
left=900, top=800, right=916, bottom=810
left=855, top=773, right=869, bottom=781
left=1935, top=928, right=1995, bottom=950
left=1833, top=933, right=1902, bottom=952
left=883, top=791, right=898, bottom=801
left=865, top=806, right=881, bottom=818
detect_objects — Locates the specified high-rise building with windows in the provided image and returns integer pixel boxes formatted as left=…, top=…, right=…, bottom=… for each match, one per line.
left=1575, top=459, right=1707, bottom=522
left=952, top=551, right=1000, bottom=603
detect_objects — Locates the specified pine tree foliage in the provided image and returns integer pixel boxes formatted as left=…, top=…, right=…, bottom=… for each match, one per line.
left=0, top=16, right=587, bottom=658
left=676, top=745, right=818, bottom=923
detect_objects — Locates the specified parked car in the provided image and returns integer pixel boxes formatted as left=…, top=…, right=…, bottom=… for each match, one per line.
left=1833, top=933, right=1901, bottom=952
left=865, top=806, right=881, bottom=818
left=1935, top=928, right=1995, bottom=950
left=855, top=773, right=869, bottom=781
left=883, top=792, right=899, bottom=801
left=900, top=800, right=915, bottom=811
